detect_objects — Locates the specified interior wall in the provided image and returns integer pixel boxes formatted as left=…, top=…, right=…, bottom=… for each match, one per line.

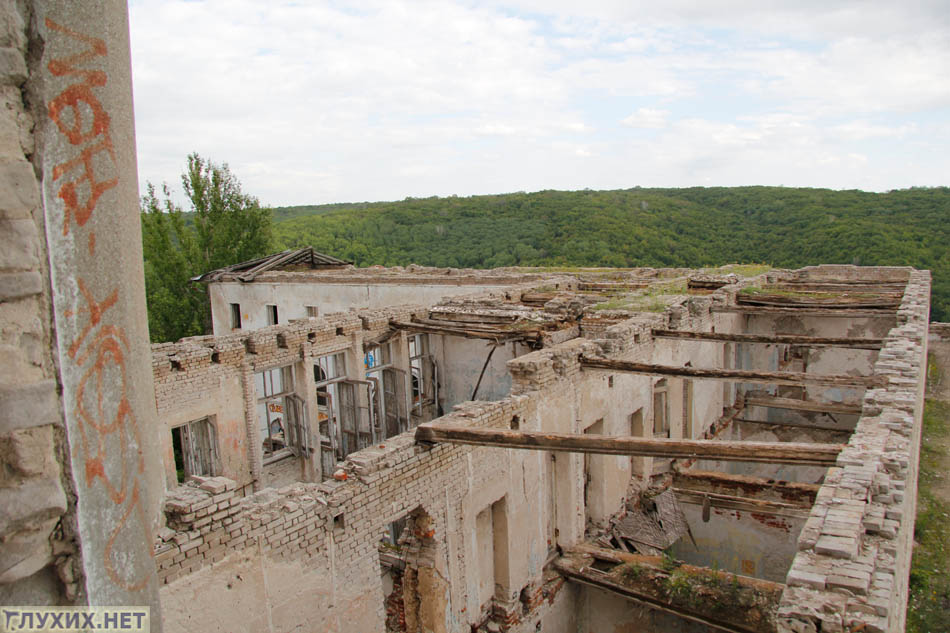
left=578, top=585, right=714, bottom=633
left=694, top=420, right=834, bottom=484
left=670, top=503, right=806, bottom=583
left=433, top=337, right=521, bottom=409
left=209, top=281, right=514, bottom=335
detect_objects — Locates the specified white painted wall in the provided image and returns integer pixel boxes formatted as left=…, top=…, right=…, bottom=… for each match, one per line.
left=208, top=280, right=515, bottom=335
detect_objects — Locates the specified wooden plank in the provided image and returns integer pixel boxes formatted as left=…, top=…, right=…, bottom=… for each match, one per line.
left=672, top=488, right=810, bottom=518
left=651, top=329, right=884, bottom=349
left=737, top=295, right=900, bottom=309
left=556, top=547, right=781, bottom=633
left=389, top=320, right=532, bottom=342
left=744, top=394, right=862, bottom=415
left=711, top=305, right=896, bottom=317
left=567, top=544, right=785, bottom=593
left=733, top=417, right=853, bottom=434
left=579, top=357, right=885, bottom=388
left=415, top=424, right=842, bottom=466
left=672, top=470, right=819, bottom=505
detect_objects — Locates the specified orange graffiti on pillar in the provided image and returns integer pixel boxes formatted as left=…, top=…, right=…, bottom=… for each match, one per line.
left=47, top=17, right=152, bottom=592
left=44, top=18, right=118, bottom=237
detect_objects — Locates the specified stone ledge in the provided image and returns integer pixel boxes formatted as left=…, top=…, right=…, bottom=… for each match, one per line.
left=0, top=380, right=60, bottom=433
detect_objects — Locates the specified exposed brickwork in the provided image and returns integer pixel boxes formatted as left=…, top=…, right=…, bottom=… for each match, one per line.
left=777, top=271, right=930, bottom=633
left=155, top=477, right=243, bottom=584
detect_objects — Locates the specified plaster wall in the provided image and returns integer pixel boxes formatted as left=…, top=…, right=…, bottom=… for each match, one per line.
left=578, top=585, right=711, bottom=633
left=695, top=420, right=836, bottom=484
left=670, top=503, right=805, bottom=583
left=208, top=280, right=515, bottom=335
left=432, top=336, right=525, bottom=409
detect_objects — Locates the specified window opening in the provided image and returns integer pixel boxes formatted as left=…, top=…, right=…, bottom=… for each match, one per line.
left=255, top=365, right=301, bottom=461
left=266, top=304, right=278, bottom=325
left=306, top=305, right=319, bottom=318
left=408, top=334, right=434, bottom=418
left=653, top=379, right=670, bottom=437
left=365, top=342, right=409, bottom=439
left=230, top=303, right=241, bottom=329
left=172, top=417, right=217, bottom=483
left=315, top=352, right=376, bottom=475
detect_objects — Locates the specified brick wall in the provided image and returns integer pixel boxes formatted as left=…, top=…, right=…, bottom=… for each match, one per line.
left=777, top=271, right=931, bottom=633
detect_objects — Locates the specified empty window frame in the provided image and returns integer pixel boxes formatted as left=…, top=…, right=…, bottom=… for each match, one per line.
left=364, top=342, right=409, bottom=438
left=255, top=365, right=297, bottom=461
left=408, top=333, right=434, bottom=416
left=315, top=352, right=346, bottom=463
left=171, top=417, right=217, bottom=483
left=230, top=303, right=242, bottom=329
left=653, top=378, right=670, bottom=437
left=266, top=304, right=279, bottom=325
left=306, top=305, right=319, bottom=318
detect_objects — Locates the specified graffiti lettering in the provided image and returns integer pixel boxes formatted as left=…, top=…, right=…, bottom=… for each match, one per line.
left=45, top=18, right=117, bottom=238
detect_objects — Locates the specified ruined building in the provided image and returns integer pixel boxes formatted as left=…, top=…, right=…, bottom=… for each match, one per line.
left=0, top=2, right=938, bottom=633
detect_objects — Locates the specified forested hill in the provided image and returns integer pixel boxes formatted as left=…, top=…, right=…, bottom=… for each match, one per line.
left=270, top=186, right=950, bottom=321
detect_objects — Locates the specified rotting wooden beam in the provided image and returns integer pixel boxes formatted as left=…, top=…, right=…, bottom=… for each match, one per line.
left=556, top=545, right=783, bottom=633
left=744, top=394, right=862, bottom=415
left=414, top=424, right=842, bottom=466
left=672, top=488, right=811, bottom=518
left=733, top=417, right=853, bottom=434
left=710, top=305, right=896, bottom=317
left=737, top=295, right=900, bottom=309
left=650, top=329, right=884, bottom=350
left=568, top=544, right=785, bottom=594
left=389, top=320, right=535, bottom=343
left=672, top=470, right=819, bottom=505
left=579, top=357, right=885, bottom=388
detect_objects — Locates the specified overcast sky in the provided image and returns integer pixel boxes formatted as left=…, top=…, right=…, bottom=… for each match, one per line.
left=128, top=0, right=950, bottom=207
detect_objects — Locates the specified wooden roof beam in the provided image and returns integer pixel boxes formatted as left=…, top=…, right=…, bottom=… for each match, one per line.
left=579, top=357, right=885, bottom=388
left=711, top=306, right=896, bottom=317
left=744, top=394, right=862, bottom=415
left=414, top=424, right=842, bottom=466
left=651, top=329, right=884, bottom=349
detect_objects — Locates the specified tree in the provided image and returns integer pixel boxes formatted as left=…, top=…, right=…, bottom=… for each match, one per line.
left=142, top=154, right=273, bottom=342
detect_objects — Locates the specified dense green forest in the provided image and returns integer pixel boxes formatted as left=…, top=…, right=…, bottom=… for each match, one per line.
left=269, top=186, right=950, bottom=321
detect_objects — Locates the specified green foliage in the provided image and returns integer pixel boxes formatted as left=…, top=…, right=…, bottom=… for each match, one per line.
left=617, top=562, right=645, bottom=581
left=269, top=186, right=950, bottom=320
left=660, top=549, right=680, bottom=573
left=141, top=154, right=273, bottom=342
left=907, top=398, right=950, bottom=633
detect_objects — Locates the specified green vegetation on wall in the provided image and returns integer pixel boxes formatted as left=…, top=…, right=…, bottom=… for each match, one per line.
left=270, top=186, right=950, bottom=321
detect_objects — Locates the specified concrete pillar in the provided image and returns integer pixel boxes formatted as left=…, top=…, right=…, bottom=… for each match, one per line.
left=27, top=0, right=164, bottom=617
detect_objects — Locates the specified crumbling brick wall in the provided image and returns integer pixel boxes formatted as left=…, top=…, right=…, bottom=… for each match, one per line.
left=778, top=271, right=931, bottom=633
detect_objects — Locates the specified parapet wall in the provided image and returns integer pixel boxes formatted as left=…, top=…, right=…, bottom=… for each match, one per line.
left=777, top=271, right=930, bottom=633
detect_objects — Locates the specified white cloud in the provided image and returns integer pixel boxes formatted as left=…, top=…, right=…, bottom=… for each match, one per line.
left=127, top=0, right=950, bottom=206
left=622, top=108, right=670, bottom=129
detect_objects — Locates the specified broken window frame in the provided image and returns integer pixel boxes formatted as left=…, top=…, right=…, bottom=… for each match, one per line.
left=266, top=304, right=279, bottom=325
left=408, top=333, right=435, bottom=418
left=255, top=365, right=298, bottom=463
left=364, top=341, right=410, bottom=438
left=314, top=352, right=379, bottom=474
left=171, top=416, right=218, bottom=483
